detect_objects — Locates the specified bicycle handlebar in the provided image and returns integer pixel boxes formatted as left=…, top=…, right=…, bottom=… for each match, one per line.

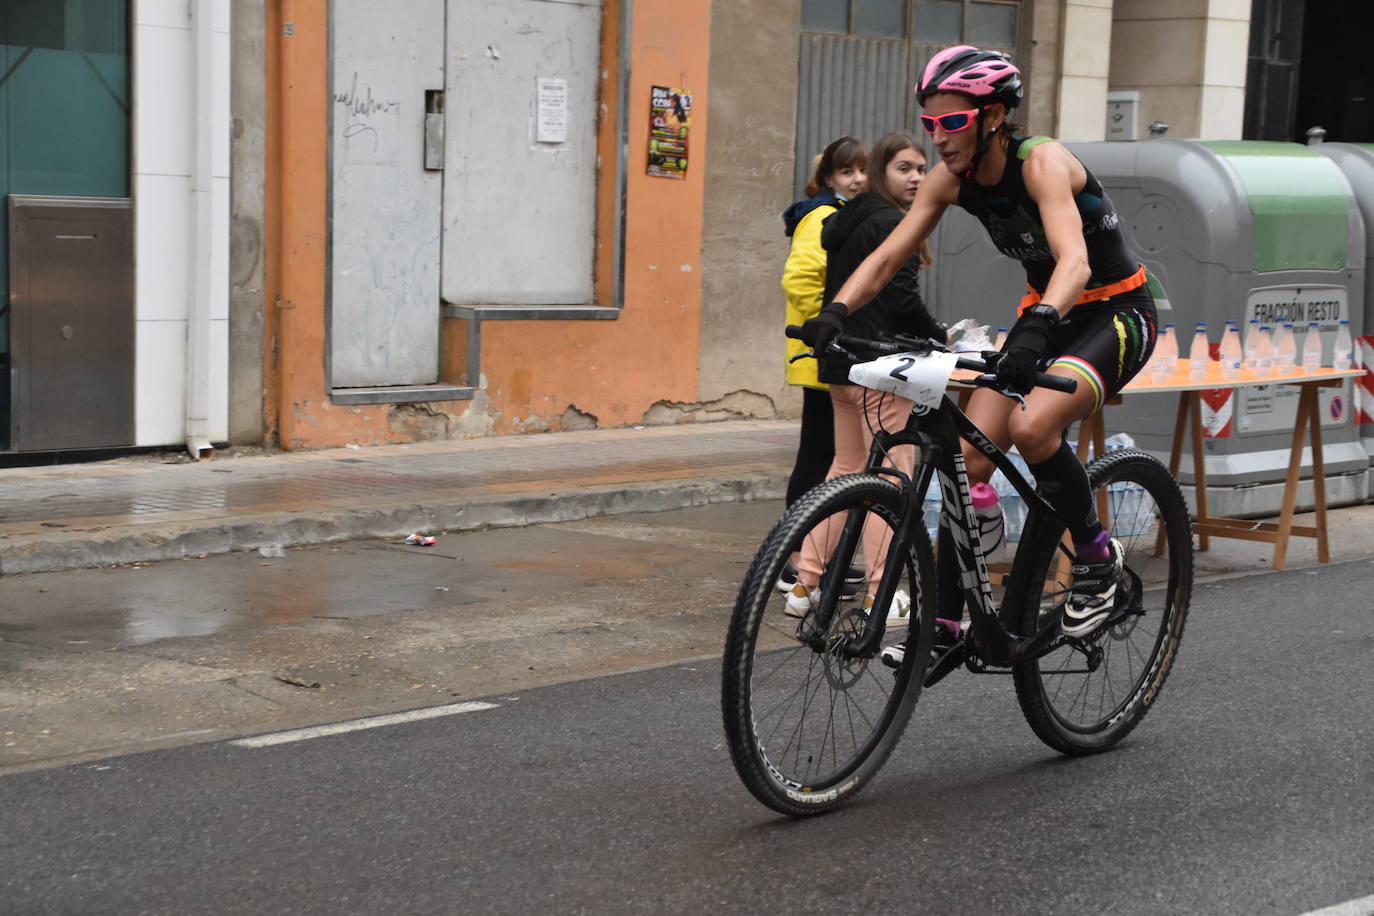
left=783, top=325, right=1077, bottom=395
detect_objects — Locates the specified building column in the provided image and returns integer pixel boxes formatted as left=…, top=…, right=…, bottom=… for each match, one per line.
left=1111, top=0, right=1251, bottom=140
left=230, top=0, right=267, bottom=444
left=1055, top=0, right=1115, bottom=142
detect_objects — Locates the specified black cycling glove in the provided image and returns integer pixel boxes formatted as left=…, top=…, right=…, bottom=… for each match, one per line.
left=798, top=301, right=849, bottom=353
left=996, top=305, right=1060, bottom=394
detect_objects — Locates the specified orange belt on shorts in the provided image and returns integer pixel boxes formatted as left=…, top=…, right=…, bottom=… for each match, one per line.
left=1017, top=264, right=1147, bottom=316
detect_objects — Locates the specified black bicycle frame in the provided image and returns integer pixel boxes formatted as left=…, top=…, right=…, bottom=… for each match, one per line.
left=824, top=390, right=1072, bottom=669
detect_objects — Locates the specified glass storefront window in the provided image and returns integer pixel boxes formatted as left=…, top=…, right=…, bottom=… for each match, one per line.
left=0, top=0, right=128, bottom=197
left=3, top=0, right=127, bottom=54
left=0, top=0, right=129, bottom=366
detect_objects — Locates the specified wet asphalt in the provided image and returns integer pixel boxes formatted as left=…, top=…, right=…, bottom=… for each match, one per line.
left=3, top=556, right=1374, bottom=915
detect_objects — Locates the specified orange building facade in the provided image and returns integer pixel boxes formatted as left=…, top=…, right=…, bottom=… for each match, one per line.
left=258, top=0, right=745, bottom=451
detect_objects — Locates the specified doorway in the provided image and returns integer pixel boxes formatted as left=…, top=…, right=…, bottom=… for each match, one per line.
left=0, top=0, right=130, bottom=448
left=1294, top=0, right=1374, bottom=142
left=1245, top=0, right=1374, bottom=143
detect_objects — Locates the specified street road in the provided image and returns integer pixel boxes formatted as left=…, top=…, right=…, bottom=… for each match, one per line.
left=4, top=552, right=1374, bottom=914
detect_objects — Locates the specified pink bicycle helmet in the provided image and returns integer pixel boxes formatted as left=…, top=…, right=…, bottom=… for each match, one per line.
left=916, top=45, right=1023, bottom=109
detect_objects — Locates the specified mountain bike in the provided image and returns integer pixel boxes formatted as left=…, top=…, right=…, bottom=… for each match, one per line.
left=721, top=330, right=1193, bottom=816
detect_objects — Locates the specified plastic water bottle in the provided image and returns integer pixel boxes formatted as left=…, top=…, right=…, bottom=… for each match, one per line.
left=1220, top=321, right=1242, bottom=380
left=994, top=451, right=1033, bottom=543
left=1256, top=324, right=1275, bottom=377
left=970, top=482, right=1004, bottom=558
left=1244, top=319, right=1262, bottom=374
left=1303, top=321, right=1323, bottom=371
left=994, top=328, right=1008, bottom=351
left=1334, top=320, right=1353, bottom=371
left=1188, top=322, right=1209, bottom=382
left=923, top=486, right=942, bottom=542
left=1273, top=322, right=1297, bottom=373
left=1151, top=324, right=1176, bottom=383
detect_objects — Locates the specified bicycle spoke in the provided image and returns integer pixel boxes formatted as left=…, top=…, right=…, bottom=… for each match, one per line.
left=785, top=659, right=827, bottom=774
left=754, top=646, right=816, bottom=720
left=723, top=472, right=942, bottom=815
left=1015, top=452, right=1191, bottom=750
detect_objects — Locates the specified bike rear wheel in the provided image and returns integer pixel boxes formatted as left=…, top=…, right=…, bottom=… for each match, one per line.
left=1012, top=448, right=1192, bottom=754
left=721, top=474, right=935, bottom=816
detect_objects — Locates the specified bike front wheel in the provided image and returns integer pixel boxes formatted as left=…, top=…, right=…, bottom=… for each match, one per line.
left=1012, top=448, right=1193, bottom=754
left=721, top=474, right=935, bottom=816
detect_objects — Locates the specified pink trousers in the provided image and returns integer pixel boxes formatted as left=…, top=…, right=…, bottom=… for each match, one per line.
left=796, top=384, right=917, bottom=592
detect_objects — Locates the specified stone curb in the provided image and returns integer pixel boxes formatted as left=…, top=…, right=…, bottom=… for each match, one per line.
left=0, top=471, right=788, bottom=575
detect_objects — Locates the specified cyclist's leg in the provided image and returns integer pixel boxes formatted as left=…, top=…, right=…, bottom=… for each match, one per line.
left=1008, top=369, right=1099, bottom=536
left=1012, top=301, right=1157, bottom=551
left=1013, top=301, right=1157, bottom=633
left=958, top=386, right=1017, bottom=486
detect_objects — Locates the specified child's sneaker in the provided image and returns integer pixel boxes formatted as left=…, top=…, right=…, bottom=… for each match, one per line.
left=776, top=564, right=865, bottom=595
left=784, top=582, right=816, bottom=618
left=863, top=589, right=911, bottom=625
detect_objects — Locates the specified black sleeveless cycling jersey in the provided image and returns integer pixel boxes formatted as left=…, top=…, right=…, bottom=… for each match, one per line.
left=957, top=136, right=1139, bottom=304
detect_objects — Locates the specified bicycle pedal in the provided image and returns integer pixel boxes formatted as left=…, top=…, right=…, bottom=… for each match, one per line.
left=921, top=642, right=966, bottom=687
left=1104, top=567, right=1145, bottom=623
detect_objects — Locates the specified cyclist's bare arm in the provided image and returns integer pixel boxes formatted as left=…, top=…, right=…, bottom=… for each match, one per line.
left=1022, top=141, right=1091, bottom=318
left=830, top=161, right=960, bottom=313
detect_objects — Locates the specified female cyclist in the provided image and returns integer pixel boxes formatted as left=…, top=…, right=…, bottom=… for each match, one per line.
left=796, top=45, right=1159, bottom=644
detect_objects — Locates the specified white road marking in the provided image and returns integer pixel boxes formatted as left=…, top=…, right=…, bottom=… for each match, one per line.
left=230, top=702, right=500, bottom=748
left=1298, top=895, right=1374, bottom=916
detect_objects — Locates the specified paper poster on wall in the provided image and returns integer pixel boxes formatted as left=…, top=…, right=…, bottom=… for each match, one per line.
left=647, top=85, right=692, bottom=179
left=536, top=78, right=568, bottom=143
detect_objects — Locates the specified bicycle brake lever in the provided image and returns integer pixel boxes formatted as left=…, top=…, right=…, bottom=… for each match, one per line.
left=892, top=334, right=945, bottom=354
left=973, top=367, right=1030, bottom=410
left=788, top=351, right=815, bottom=363
left=826, top=341, right=862, bottom=363
left=975, top=374, right=1029, bottom=410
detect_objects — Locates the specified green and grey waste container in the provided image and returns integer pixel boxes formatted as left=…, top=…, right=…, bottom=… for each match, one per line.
left=1313, top=142, right=1374, bottom=462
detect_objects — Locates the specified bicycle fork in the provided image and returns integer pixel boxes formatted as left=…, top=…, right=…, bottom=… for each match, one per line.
left=798, top=432, right=932, bottom=659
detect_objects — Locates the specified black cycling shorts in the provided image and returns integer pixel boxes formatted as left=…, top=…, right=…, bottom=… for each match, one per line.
left=1042, top=289, right=1158, bottom=410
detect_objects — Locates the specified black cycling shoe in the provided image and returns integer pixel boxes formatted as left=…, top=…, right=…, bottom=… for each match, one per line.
left=1062, top=538, right=1125, bottom=638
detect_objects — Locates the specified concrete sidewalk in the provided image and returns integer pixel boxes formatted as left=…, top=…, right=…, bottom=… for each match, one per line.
left=0, top=421, right=798, bottom=575
left=1, top=416, right=1368, bottom=577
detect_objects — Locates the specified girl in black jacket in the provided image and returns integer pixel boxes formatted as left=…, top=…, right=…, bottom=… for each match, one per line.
left=786, top=133, right=944, bottom=622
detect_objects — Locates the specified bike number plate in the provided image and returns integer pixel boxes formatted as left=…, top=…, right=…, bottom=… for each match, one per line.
left=847, top=351, right=958, bottom=410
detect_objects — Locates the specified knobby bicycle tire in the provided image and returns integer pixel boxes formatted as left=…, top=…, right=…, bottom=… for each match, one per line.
left=721, top=473, right=936, bottom=816
left=1012, top=448, right=1193, bottom=754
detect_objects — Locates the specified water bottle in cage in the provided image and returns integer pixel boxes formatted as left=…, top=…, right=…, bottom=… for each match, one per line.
left=971, top=482, right=1004, bottom=558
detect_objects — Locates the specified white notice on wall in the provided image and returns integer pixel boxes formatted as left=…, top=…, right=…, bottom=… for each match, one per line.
left=536, top=78, right=568, bottom=143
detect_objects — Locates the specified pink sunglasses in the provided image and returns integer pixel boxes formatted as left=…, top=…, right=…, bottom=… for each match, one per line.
left=919, top=107, right=983, bottom=134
